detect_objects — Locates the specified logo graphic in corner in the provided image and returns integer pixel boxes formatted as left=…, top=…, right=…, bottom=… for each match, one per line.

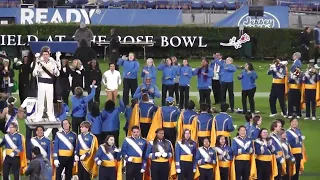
left=237, top=12, right=281, bottom=28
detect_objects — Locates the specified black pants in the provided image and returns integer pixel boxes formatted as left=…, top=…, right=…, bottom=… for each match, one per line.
left=305, top=89, right=316, bottom=117
left=71, top=116, right=85, bottom=134
left=88, top=86, right=101, bottom=109
left=164, top=127, right=176, bottom=148
left=178, top=161, right=193, bottom=180
left=173, top=83, right=180, bottom=103
left=78, top=161, right=90, bottom=180
left=199, top=167, right=214, bottom=180
left=99, top=166, right=116, bottom=180
left=162, top=84, right=174, bottom=106
left=221, top=82, right=234, bottom=110
left=269, top=83, right=286, bottom=115
left=140, top=123, right=151, bottom=138
left=3, top=156, right=20, bottom=180
left=256, top=160, right=272, bottom=180
left=292, top=154, right=302, bottom=180
left=56, top=156, right=74, bottom=180
left=95, top=133, right=104, bottom=145
left=151, top=161, right=169, bottom=180
left=62, top=89, right=70, bottom=105
left=220, top=167, right=229, bottom=180
left=212, top=79, right=221, bottom=104
left=242, top=87, right=256, bottom=113
left=52, top=128, right=59, bottom=141
left=198, top=136, right=209, bottom=147
left=314, top=46, right=320, bottom=64
left=179, top=86, right=190, bottom=109
left=123, top=78, right=138, bottom=106
left=26, top=124, right=35, bottom=160
left=235, top=160, right=250, bottom=180
left=275, top=162, right=282, bottom=180
left=199, top=89, right=211, bottom=107
left=102, top=130, right=120, bottom=147
left=18, top=83, right=28, bottom=104
left=126, top=162, right=143, bottom=180
left=301, top=46, right=310, bottom=63
left=288, top=89, right=302, bottom=116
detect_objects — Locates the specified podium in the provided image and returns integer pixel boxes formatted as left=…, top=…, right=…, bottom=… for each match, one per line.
left=25, top=117, right=62, bottom=129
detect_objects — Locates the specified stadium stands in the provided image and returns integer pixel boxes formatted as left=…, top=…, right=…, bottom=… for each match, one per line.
left=279, top=0, right=320, bottom=11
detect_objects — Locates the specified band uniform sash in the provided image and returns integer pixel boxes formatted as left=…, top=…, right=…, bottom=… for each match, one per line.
left=219, top=161, right=230, bottom=168
left=198, top=131, right=210, bottom=137
left=140, top=118, right=152, bottom=123
left=130, top=156, right=143, bottom=163
left=199, top=164, right=214, bottom=169
left=198, top=147, right=213, bottom=169
left=78, top=134, right=90, bottom=156
left=235, top=154, right=250, bottom=161
left=31, top=138, right=47, bottom=158
left=102, top=160, right=116, bottom=167
left=256, top=155, right=272, bottom=161
left=289, top=84, right=301, bottom=89
left=305, top=84, right=316, bottom=89
left=56, top=132, right=74, bottom=157
left=152, top=141, right=169, bottom=163
left=180, top=155, right=193, bottom=162
left=4, top=134, right=19, bottom=156
left=163, top=122, right=176, bottom=128
left=125, top=137, right=143, bottom=157
left=217, top=131, right=231, bottom=137
left=273, top=78, right=285, bottom=84
left=291, top=148, right=302, bottom=154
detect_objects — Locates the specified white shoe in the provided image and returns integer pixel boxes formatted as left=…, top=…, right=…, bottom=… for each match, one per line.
left=288, top=116, right=293, bottom=119
left=297, top=116, right=301, bottom=119
left=72, top=175, right=79, bottom=180
left=312, top=117, right=316, bottom=120
left=269, top=114, right=277, bottom=117
left=304, top=117, right=309, bottom=120
left=281, top=112, right=287, bottom=118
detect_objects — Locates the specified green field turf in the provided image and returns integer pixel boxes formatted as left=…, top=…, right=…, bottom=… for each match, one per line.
left=3, top=59, right=320, bottom=179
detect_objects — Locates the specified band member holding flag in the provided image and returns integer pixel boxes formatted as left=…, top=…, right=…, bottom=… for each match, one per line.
left=302, top=66, right=318, bottom=120
left=121, top=125, right=147, bottom=180
left=74, top=121, right=99, bottom=179
left=146, top=128, right=173, bottom=180
left=280, top=128, right=296, bottom=180
left=287, top=67, right=303, bottom=118
left=0, top=96, right=19, bottom=133
left=0, top=122, right=27, bottom=180
left=231, top=126, right=256, bottom=180
left=30, top=126, right=51, bottom=162
left=196, top=137, right=220, bottom=180
left=254, top=128, right=278, bottom=180
left=175, top=129, right=199, bottom=180
left=215, top=135, right=235, bottom=180
left=286, top=118, right=307, bottom=180
left=53, top=119, right=77, bottom=180
left=133, top=75, right=161, bottom=102
left=176, top=100, right=198, bottom=142
left=95, top=135, right=122, bottom=180
left=197, top=103, right=215, bottom=147
left=214, top=103, right=235, bottom=144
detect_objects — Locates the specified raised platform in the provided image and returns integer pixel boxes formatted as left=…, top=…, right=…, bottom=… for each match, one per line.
left=25, top=118, right=61, bottom=129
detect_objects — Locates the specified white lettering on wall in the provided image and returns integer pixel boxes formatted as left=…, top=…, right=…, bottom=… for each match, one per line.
left=20, top=8, right=34, bottom=25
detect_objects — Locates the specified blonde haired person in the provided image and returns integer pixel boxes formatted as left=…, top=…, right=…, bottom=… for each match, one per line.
left=141, top=58, right=156, bottom=85
left=70, top=59, right=85, bottom=94
left=102, top=63, right=122, bottom=101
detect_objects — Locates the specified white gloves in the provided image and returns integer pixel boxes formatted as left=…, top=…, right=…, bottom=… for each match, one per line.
left=140, top=169, right=145, bottom=173
left=249, top=148, right=253, bottom=154
left=114, top=148, right=120, bottom=153
left=280, top=158, right=285, bottom=164
left=54, top=160, right=60, bottom=167
left=9, top=152, right=15, bottom=157
left=122, top=55, right=128, bottom=60
left=35, top=53, right=40, bottom=58
left=155, top=152, right=161, bottom=157
left=80, top=154, right=86, bottom=161
left=56, top=51, right=61, bottom=59
left=205, top=158, right=211, bottom=163
left=17, top=61, right=22, bottom=65
left=176, top=169, right=181, bottom=173
left=162, top=153, right=168, bottom=158
left=302, top=136, right=305, bottom=140
left=76, top=70, right=81, bottom=74
left=193, top=169, right=196, bottom=173
left=128, top=157, right=133, bottom=162
left=291, top=158, right=296, bottom=163
left=238, top=149, right=242, bottom=155
left=63, top=67, right=66, bottom=72
left=74, top=155, right=79, bottom=162
left=97, top=160, right=102, bottom=166
left=14, top=58, right=18, bottom=63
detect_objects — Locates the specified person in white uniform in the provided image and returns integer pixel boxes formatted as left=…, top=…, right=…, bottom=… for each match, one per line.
left=32, top=46, right=60, bottom=122
left=102, top=62, right=121, bottom=102
left=0, top=96, right=18, bottom=133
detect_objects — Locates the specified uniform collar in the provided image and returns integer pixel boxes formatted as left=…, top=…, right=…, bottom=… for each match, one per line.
left=82, top=132, right=89, bottom=136
left=36, top=136, right=44, bottom=140
left=10, top=132, right=17, bottom=135
left=203, top=146, right=210, bottom=150
left=237, top=136, right=246, bottom=140
left=131, top=136, right=140, bottom=140
left=63, top=130, right=70, bottom=134
left=220, top=144, right=226, bottom=148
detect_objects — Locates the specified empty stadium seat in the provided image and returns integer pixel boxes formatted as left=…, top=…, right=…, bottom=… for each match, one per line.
left=213, top=0, right=224, bottom=9
left=7, top=0, right=20, bottom=7
left=168, top=0, right=179, bottom=9
left=109, top=0, right=122, bottom=7
left=203, top=0, right=213, bottom=9
left=145, top=0, right=156, bottom=8
left=225, top=0, right=236, bottom=9
left=311, top=0, right=320, bottom=10
left=156, top=0, right=167, bottom=8
left=190, top=0, right=201, bottom=9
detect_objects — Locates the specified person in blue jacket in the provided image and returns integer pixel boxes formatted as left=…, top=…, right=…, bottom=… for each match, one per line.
left=291, top=52, right=302, bottom=73
left=124, top=99, right=138, bottom=136
left=101, top=95, right=125, bottom=147
left=157, top=58, right=177, bottom=106
left=238, top=62, right=258, bottom=114
left=71, top=80, right=96, bottom=134
left=87, top=101, right=103, bottom=144
left=196, top=137, right=217, bottom=180
left=133, top=75, right=161, bottom=102
left=220, top=57, right=237, bottom=112
left=117, top=53, right=140, bottom=105
left=52, top=99, right=69, bottom=140
left=172, top=56, right=180, bottom=104
left=249, top=115, right=262, bottom=140
left=141, top=58, right=157, bottom=85
left=215, top=135, right=233, bottom=180
left=178, top=59, right=193, bottom=110
left=192, top=58, right=214, bottom=108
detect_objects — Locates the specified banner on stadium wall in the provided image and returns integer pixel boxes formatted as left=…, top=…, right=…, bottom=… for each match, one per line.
left=0, top=8, right=183, bottom=25
left=215, top=6, right=289, bottom=28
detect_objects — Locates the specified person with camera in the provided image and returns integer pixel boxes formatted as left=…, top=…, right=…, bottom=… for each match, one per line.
left=133, top=75, right=160, bottom=102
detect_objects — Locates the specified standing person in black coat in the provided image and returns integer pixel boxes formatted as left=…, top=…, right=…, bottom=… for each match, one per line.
left=59, top=59, right=72, bottom=104
left=70, top=59, right=85, bottom=94
left=86, top=59, right=102, bottom=108
left=73, top=39, right=97, bottom=70
left=2, top=59, right=14, bottom=94
left=109, top=29, right=121, bottom=70
left=300, top=27, right=311, bottom=63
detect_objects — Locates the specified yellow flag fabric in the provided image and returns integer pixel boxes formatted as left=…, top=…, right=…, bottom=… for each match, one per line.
left=190, top=116, right=198, bottom=142
left=300, top=143, right=308, bottom=172
left=147, top=107, right=163, bottom=142
left=270, top=154, right=279, bottom=180
left=229, top=159, right=236, bottom=180
left=116, top=160, right=123, bottom=180
left=214, top=152, right=221, bottom=180
left=176, top=112, right=184, bottom=142
left=249, top=153, right=257, bottom=180
left=128, top=104, right=140, bottom=137
left=210, top=118, right=217, bottom=148
left=285, top=68, right=289, bottom=97
left=20, top=134, right=28, bottom=174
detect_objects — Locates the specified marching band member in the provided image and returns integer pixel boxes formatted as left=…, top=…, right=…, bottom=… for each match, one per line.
left=0, top=122, right=27, bottom=180
left=137, top=93, right=158, bottom=138
left=53, top=119, right=77, bottom=180
left=175, top=129, right=197, bottom=180
left=302, top=65, right=317, bottom=120
left=220, top=57, right=236, bottom=112
left=74, top=121, right=99, bottom=179
left=214, top=103, right=235, bottom=144
left=288, top=67, right=303, bottom=118
left=238, top=62, right=258, bottom=114
left=268, top=59, right=287, bottom=117
left=210, top=53, right=223, bottom=105
left=196, top=137, right=219, bottom=180
left=32, top=47, right=60, bottom=122
left=134, top=75, right=161, bottom=102
left=269, top=120, right=285, bottom=180
left=161, top=97, right=180, bottom=145
left=254, top=128, right=278, bottom=180
left=87, top=101, right=103, bottom=144
left=71, top=80, right=96, bottom=134
left=0, top=96, right=19, bottom=133
left=177, top=100, right=198, bottom=141
left=95, top=135, right=121, bottom=180
left=158, top=58, right=177, bottom=106
left=124, top=99, right=138, bottom=136
left=280, top=128, right=296, bottom=180
left=193, top=58, right=214, bottom=108
left=121, top=125, right=147, bottom=180
left=31, top=126, right=51, bottom=161
left=286, top=118, right=306, bottom=180
left=231, top=126, right=256, bottom=180
left=249, top=115, right=262, bottom=140
left=215, top=135, right=234, bottom=180
left=146, top=128, right=173, bottom=180
left=197, top=103, right=214, bottom=147
left=141, top=58, right=157, bottom=85
left=290, top=52, right=302, bottom=73
left=177, top=59, right=193, bottom=109
left=244, top=112, right=253, bottom=136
